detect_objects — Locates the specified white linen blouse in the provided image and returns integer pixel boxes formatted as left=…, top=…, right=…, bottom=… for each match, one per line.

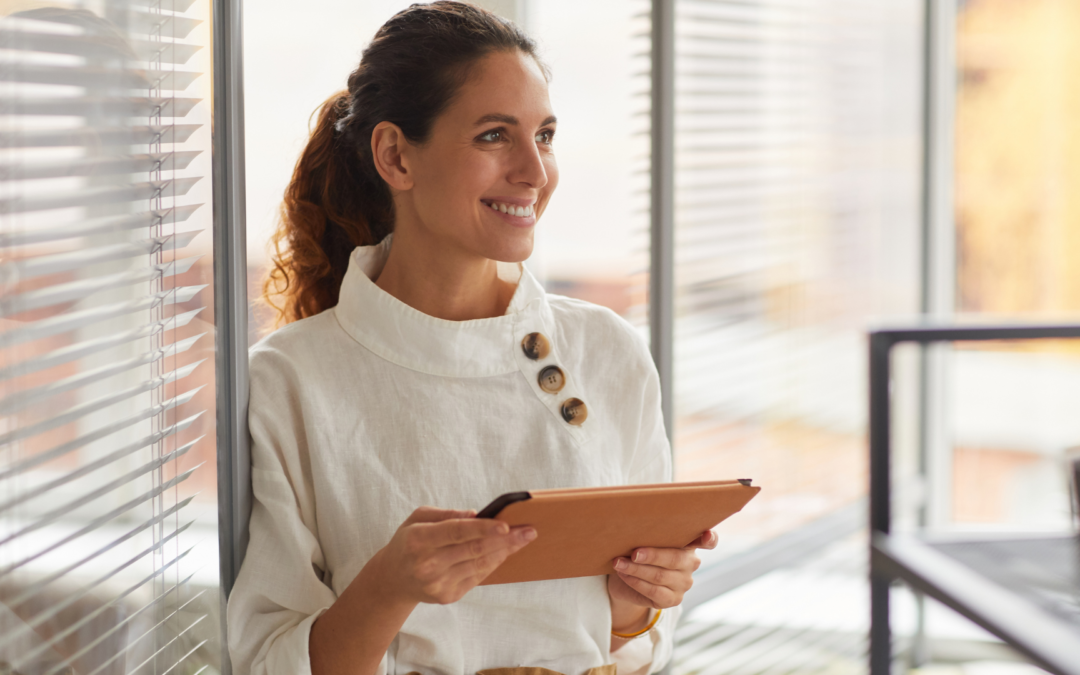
left=227, top=236, right=679, bottom=675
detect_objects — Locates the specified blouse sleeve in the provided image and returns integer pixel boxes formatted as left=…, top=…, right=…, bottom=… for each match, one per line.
left=612, top=327, right=682, bottom=674
left=226, top=347, right=386, bottom=675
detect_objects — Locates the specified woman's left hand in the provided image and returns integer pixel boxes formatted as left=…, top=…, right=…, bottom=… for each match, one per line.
left=607, top=529, right=718, bottom=632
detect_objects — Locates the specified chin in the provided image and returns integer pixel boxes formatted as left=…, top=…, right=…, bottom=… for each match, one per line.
left=485, top=234, right=534, bottom=265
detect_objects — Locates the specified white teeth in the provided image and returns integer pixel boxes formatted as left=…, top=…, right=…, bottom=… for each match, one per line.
left=486, top=201, right=535, bottom=217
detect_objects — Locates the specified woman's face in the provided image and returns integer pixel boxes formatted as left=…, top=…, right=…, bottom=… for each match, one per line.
left=402, top=49, right=558, bottom=264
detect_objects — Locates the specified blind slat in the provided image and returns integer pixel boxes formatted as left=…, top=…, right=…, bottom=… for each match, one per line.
left=57, top=589, right=206, bottom=675
left=0, top=306, right=202, bottom=381
left=1, top=431, right=201, bottom=513
left=7, top=543, right=197, bottom=668
left=6, top=229, right=201, bottom=282
left=153, top=638, right=209, bottom=675
left=0, top=64, right=200, bottom=90
left=47, top=585, right=205, bottom=675
left=1, top=292, right=201, bottom=347
left=0, top=274, right=203, bottom=320
left=0, top=359, right=204, bottom=447
left=0, top=124, right=201, bottom=148
left=0, top=178, right=201, bottom=216
left=6, top=517, right=195, bottom=610
left=0, top=206, right=202, bottom=247
left=107, top=0, right=199, bottom=12
left=0, top=457, right=203, bottom=551
left=0, top=403, right=201, bottom=485
left=26, top=10, right=203, bottom=40
left=0, top=332, right=205, bottom=414
left=0, top=493, right=195, bottom=581
left=0, top=150, right=201, bottom=181
left=0, top=96, right=202, bottom=118
left=0, top=29, right=201, bottom=64
left=123, top=615, right=207, bottom=675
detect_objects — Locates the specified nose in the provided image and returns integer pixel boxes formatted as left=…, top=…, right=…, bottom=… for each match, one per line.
left=509, top=138, right=548, bottom=190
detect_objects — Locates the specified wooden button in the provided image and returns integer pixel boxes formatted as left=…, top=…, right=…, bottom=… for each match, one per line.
left=561, top=398, right=588, bottom=426
left=538, top=365, right=566, bottom=393
left=521, top=332, right=551, bottom=360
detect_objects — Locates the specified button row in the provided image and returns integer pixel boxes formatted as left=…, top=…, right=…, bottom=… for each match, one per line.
left=522, top=332, right=588, bottom=426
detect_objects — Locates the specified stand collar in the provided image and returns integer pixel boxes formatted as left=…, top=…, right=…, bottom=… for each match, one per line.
left=333, top=236, right=553, bottom=378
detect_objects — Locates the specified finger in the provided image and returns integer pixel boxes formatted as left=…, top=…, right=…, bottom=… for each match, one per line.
left=416, top=517, right=509, bottom=547
left=689, top=530, right=718, bottom=550
left=438, top=526, right=537, bottom=566
left=406, top=506, right=478, bottom=525
left=608, top=574, right=654, bottom=607
left=613, top=557, right=693, bottom=593
left=631, top=546, right=697, bottom=571
left=614, top=571, right=679, bottom=609
left=445, top=536, right=527, bottom=585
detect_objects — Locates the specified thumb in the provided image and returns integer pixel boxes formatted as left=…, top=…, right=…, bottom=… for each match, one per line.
left=406, top=506, right=478, bottom=524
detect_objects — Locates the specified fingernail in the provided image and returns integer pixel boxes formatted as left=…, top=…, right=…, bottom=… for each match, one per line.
left=520, top=528, right=537, bottom=542
left=614, top=557, right=628, bottom=571
left=633, top=550, right=645, bottom=563
left=495, top=523, right=509, bottom=535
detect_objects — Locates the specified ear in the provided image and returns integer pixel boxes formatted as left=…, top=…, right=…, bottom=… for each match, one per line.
left=371, top=121, right=414, bottom=191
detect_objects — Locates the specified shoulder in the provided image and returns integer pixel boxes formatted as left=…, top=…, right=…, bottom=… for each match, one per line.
left=248, top=308, right=341, bottom=386
left=546, top=293, right=654, bottom=376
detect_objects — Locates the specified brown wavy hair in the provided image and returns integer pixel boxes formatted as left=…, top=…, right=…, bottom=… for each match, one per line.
left=262, top=1, right=544, bottom=327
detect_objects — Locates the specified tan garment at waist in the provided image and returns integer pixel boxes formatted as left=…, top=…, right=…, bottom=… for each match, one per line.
left=405, top=665, right=617, bottom=675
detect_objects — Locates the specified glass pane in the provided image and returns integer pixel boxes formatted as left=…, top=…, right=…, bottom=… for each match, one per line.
left=0, top=1, right=221, bottom=672
left=671, top=0, right=924, bottom=671
left=671, top=0, right=923, bottom=549
left=954, top=0, right=1080, bottom=530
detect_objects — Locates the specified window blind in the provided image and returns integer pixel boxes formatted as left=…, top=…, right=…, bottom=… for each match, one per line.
left=0, top=1, right=217, bottom=674
left=665, top=0, right=922, bottom=666
left=670, top=0, right=921, bottom=528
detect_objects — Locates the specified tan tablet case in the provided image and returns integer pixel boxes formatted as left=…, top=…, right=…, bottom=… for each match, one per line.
left=480, top=480, right=761, bottom=585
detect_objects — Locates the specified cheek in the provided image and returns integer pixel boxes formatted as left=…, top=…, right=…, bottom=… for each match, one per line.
left=416, top=152, right=491, bottom=207
left=544, top=155, right=559, bottom=192
left=538, top=156, right=559, bottom=215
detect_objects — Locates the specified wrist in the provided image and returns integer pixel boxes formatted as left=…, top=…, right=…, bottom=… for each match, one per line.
left=357, top=547, right=419, bottom=612
left=309, top=548, right=418, bottom=675
left=610, top=599, right=651, bottom=634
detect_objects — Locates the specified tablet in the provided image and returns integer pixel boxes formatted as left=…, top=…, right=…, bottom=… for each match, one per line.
left=477, top=479, right=760, bottom=585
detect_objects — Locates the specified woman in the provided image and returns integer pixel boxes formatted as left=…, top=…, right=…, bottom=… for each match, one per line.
left=227, top=3, right=717, bottom=675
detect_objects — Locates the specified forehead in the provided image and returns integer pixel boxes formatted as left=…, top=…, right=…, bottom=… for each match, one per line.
left=441, top=50, right=553, bottom=126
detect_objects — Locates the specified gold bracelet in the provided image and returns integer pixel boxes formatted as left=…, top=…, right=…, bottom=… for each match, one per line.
left=611, top=608, right=662, bottom=639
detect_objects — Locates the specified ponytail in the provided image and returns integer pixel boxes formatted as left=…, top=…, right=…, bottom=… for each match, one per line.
left=261, top=1, right=544, bottom=328
left=262, top=92, right=393, bottom=327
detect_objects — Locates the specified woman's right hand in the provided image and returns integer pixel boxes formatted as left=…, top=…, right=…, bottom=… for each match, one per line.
left=370, top=506, right=537, bottom=605
left=311, top=507, right=532, bottom=675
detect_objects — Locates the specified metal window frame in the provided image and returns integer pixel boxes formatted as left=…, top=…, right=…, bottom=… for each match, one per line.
left=212, top=0, right=250, bottom=671
left=650, top=0, right=675, bottom=446
left=869, top=323, right=1080, bottom=675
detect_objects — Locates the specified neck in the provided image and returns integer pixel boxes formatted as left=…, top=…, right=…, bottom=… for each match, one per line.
left=374, top=226, right=516, bottom=322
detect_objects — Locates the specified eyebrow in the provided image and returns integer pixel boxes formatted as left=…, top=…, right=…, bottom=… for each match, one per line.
left=474, top=113, right=558, bottom=127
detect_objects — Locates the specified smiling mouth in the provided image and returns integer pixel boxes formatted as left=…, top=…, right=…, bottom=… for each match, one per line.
left=482, top=200, right=535, bottom=217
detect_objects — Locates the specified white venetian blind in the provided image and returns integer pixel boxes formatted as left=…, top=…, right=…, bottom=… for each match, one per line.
left=0, top=1, right=218, bottom=674
left=670, top=0, right=922, bottom=536
left=666, top=0, right=923, bottom=669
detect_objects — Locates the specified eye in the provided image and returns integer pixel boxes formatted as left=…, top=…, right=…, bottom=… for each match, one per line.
left=477, top=129, right=503, bottom=143
left=536, top=129, right=555, bottom=145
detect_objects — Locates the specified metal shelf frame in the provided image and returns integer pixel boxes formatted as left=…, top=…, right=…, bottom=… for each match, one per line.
left=868, top=323, right=1080, bottom=675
